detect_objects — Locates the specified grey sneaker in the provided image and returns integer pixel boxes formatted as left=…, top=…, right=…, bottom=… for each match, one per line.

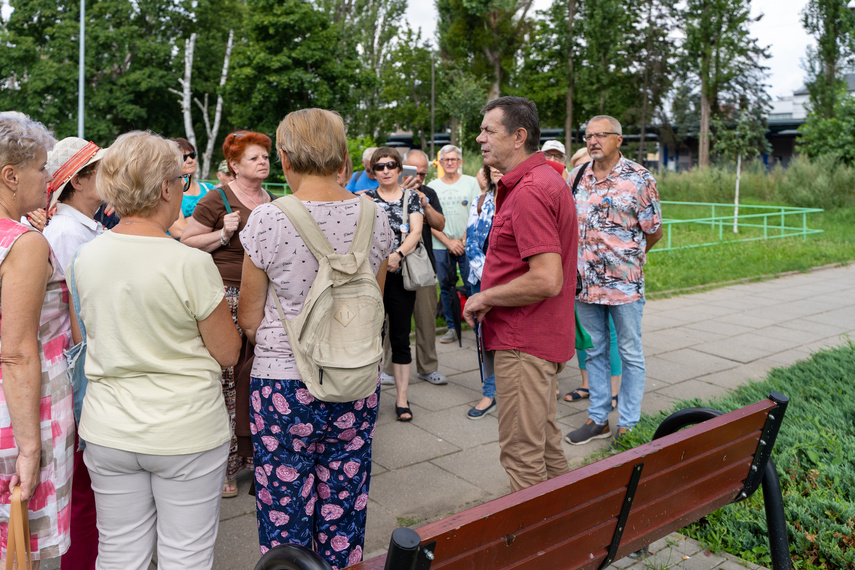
left=565, top=419, right=611, bottom=445
left=439, top=329, right=458, bottom=344
left=418, top=371, right=448, bottom=385
left=379, top=372, right=395, bottom=385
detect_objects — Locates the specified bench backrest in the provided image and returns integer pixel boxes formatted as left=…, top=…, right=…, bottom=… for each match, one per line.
left=349, top=396, right=783, bottom=570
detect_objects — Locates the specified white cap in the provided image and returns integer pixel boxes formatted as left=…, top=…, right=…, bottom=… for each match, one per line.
left=541, top=140, right=566, bottom=156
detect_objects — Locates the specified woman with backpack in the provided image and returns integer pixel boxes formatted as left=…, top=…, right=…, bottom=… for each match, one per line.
left=238, top=109, right=393, bottom=569
left=182, top=131, right=272, bottom=498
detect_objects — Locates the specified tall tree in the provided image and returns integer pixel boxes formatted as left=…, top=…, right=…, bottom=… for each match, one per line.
left=379, top=26, right=438, bottom=149
left=226, top=0, right=362, bottom=135
left=679, top=0, right=769, bottom=168
left=437, top=0, right=534, bottom=101
left=0, top=0, right=188, bottom=143
left=801, top=0, right=855, bottom=119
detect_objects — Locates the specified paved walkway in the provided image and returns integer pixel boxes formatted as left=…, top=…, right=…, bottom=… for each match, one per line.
left=52, top=264, right=855, bottom=569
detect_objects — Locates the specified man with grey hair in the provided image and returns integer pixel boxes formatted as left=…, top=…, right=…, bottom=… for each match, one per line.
left=428, top=144, right=480, bottom=343
left=345, top=146, right=379, bottom=193
left=565, top=114, right=663, bottom=447
left=380, top=149, right=449, bottom=385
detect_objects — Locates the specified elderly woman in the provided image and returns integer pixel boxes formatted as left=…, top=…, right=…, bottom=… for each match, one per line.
left=364, top=148, right=424, bottom=422
left=71, top=131, right=240, bottom=569
left=167, top=138, right=215, bottom=239
left=0, top=116, right=74, bottom=566
left=43, top=136, right=106, bottom=570
left=238, top=109, right=393, bottom=569
left=465, top=164, right=500, bottom=419
left=182, top=131, right=272, bottom=498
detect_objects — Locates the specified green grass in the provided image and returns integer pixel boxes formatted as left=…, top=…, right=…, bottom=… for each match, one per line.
left=645, top=207, right=855, bottom=296
left=613, top=343, right=855, bottom=569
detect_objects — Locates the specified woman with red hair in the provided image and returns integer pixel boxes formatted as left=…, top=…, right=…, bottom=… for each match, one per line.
left=182, top=130, right=272, bottom=498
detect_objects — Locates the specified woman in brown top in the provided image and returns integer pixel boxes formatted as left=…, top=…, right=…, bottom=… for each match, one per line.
left=182, top=130, right=272, bottom=498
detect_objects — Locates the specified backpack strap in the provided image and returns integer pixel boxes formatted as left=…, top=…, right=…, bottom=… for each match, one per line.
left=272, top=195, right=334, bottom=261
left=217, top=187, right=233, bottom=214
left=571, top=161, right=589, bottom=197
left=271, top=195, right=377, bottom=264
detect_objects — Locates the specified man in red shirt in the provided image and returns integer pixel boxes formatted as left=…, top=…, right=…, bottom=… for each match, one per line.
left=463, top=97, right=578, bottom=491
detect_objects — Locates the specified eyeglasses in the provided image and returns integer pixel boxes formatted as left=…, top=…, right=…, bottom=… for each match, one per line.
left=416, top=171, right=427, bottom=177
left=441, top=157, right=461, bottom=163
left=183, top=152, right=197, bottom=161
left=372, top=161, right=399, bottom=172
left=178, top=174, right=191, bottom=192
left=583, top=132, right=620, bottom=143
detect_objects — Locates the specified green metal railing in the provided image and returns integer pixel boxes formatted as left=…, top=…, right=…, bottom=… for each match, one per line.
left=200, top=181, right=290, bottom=196
left=653, top=201, right=824, bottom=253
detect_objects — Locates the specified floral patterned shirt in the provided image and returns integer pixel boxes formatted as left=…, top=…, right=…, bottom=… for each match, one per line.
left=465, top=191, right=495, bottom=285
left=572, top=155, right=662, bottom=305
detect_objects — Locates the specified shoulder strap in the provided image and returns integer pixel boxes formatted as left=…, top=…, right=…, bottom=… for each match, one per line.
left=266, top=190, right=276, bottom=200
left=352, top=197, right=377, bottom=257
left=217, top=187, right=233, bottom=214
left=68, top=248, right=86, bottom=339
left=272, top=195, right=335, bottom=262
left=355, top=170, right=363, bottom=184
left=571, top=161, right=589, bottom=197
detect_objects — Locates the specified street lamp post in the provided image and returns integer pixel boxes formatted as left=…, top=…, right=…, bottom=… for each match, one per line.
left=78, top=0, right=84, bottom=138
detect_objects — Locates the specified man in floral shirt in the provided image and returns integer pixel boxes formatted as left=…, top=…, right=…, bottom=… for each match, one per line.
left=566, top=115, right=663, bottom=447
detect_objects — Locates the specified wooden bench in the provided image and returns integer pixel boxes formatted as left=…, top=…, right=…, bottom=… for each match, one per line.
left=254, top=392, right=791, bottom=570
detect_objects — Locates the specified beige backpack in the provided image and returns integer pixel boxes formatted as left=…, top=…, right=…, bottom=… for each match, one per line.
left=268, top=195, right=384, bottom=402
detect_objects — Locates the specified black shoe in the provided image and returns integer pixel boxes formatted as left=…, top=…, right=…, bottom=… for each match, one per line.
left=467, top=399, right=496, bottom=420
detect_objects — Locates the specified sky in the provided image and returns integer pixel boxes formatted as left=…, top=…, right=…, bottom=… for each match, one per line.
left=405, top=0, right=814, bottom=100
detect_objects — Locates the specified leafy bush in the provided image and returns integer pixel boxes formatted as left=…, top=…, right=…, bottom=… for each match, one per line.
left=615, top=344, right=855, bottom=568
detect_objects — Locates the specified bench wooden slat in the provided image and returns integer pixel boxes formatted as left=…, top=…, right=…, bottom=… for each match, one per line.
left=348, top=399, right=775, bottom=570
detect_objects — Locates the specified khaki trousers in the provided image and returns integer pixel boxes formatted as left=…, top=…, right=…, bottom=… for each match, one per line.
left=383, top=285, right=439, bottom=375
left=494, top=350, right=568, bottom=491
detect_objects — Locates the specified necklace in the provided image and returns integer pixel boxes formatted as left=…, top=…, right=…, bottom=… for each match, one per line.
left=232, top=180, right=265, bottom=208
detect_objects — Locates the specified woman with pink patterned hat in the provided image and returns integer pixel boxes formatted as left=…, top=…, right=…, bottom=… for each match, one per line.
left=43, top=136, right=106, bottom=570
left=0, top=115, right=75, bottom=566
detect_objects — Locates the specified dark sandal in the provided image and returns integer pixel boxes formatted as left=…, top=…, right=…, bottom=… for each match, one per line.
left=395, top=404, right=413, bottom=422
left=612, top=395, right=619, bottom=410
left=563, top=387, right=590, bottom=402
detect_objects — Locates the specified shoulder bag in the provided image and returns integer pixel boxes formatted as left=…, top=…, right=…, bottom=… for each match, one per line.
left=400, top=189, right=437, bottom=291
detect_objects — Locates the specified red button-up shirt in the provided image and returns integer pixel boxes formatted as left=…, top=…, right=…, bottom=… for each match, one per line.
left=481, top=153, right=578, bottom=363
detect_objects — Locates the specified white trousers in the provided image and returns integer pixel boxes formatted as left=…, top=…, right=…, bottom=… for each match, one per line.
left=83, top=441, right=229, bottom=570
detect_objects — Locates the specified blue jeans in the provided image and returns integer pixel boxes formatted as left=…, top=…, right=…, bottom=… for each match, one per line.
left=470, top=280, right=495, bottom=399
left=575, top=299, right=646, bottom=429
left=435, top=249, right=470, bottom=327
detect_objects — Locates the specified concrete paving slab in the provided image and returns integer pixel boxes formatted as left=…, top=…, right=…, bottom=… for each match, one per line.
left=370, top=420, right=461, bottom=470
left=649, top=350, right=740, bottom=382
left=417, top=406, right=500, bottom=449
left=683, top=319, right=757, bottom=337
left=643, top=327, right=726, bottom=355
left=430, top=442, right=511, bottom=497
left=362, top=499, right=401, bottom=557
left=405, top=379, right=484, bottom=412
left=658, top=378, right=736, bottom=402
left=368, top=462, right=486, bottom=522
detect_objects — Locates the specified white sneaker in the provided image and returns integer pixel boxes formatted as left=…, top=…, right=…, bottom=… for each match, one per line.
left=439, top=329, right=458, bottom=344
left=418, top=371, right=448, bottom=385
left=379, top=372, right=395, bottom=385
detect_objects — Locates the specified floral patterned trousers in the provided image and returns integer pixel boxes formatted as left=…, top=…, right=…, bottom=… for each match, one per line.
left=250, top=377, right=379, bottom=570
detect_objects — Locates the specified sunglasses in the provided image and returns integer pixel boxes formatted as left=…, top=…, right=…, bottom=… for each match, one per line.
left=417, top=171, right=427, bottom=177
left=183, top=152, right=197, bottom=161
left=373, top=161, right=399, bottom=172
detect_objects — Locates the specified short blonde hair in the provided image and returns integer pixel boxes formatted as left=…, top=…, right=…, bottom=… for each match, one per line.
left=96, top=131, right=181, bottom=217
left=276, top=109, right=347, bottom=176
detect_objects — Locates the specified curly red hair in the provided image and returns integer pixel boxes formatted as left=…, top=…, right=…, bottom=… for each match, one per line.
left=222, top=131, right=272, bottom=175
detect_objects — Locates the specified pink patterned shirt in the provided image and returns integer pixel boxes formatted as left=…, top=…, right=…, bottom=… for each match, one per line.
left=573, top=155, right=662, bottom=305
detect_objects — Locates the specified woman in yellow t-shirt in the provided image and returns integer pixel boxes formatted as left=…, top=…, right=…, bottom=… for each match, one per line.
left=69, top=131, right=241, bottom=570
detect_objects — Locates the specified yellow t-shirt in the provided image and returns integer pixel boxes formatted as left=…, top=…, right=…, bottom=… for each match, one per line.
left=72, top=232, right=229, bottom=455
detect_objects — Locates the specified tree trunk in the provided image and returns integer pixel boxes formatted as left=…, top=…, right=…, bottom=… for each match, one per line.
left=638, top=0, right=653, bottom=164
left=483, top=46, right=501, bottom=101
left=200, top=29, right=234, bottom=180
left=182, top=34, right=197, bottom=175
left=733, top=153, right=741, bottom=233
left=565, top=0, right=576, bottom=153
left=699, top=91, right=711, bottom=168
